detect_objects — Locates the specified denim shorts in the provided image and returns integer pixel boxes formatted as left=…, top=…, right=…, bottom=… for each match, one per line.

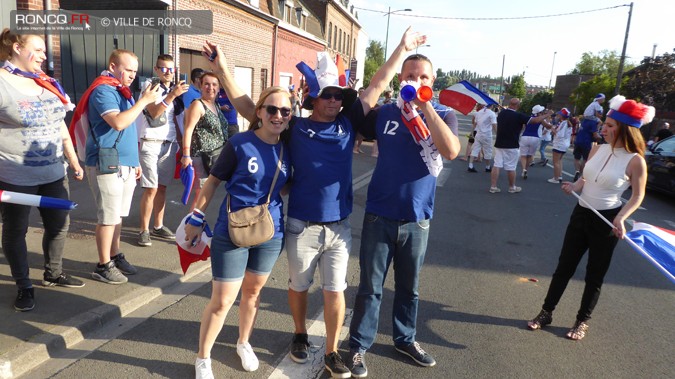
left=285, top=216, right=352, bottom=292
left=210, top=233, right=283, bottom=282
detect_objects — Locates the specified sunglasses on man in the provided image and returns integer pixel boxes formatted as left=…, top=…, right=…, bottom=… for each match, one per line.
left=263, top=105, right=292, bottom=117
left=318, top=91, right=344, bottom=101
left=156, top=67, right=175, bottom=74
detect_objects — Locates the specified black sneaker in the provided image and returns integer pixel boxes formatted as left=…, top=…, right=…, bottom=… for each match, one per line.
left=112, top=253, right=137, bottom=275
left=42, top=273, right=85, bottom=288
left=137, top=230, right=152, bottom=247
left=349, top=351, right=368, bottom=378
left=573, top=171, right=581, bottom=182
left=541, top=158, right=549, bottom=166
left=14, top=288, right=35, bottom=311
left=151, top=225, right=176, bottom=240
left=522, top=170, right=528, bottom=179
left=290, top=333, right=310, bottom=363
left=485, top=167, right=492, bottom=172
left=92, top=261, right=128, bottom=284
left=395, top=342, right=436, bottom=367
left=467, top=167, right=477, bottom=173
left=324, top=351, right=351, bottom=379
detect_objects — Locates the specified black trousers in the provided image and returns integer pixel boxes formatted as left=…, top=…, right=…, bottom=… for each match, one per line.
left=0, top=177, right=70, bottom=289
left=543, top=204, right=621, bottom=322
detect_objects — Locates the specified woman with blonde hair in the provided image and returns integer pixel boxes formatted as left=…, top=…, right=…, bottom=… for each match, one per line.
left=184, top=86, right=292, bottom=378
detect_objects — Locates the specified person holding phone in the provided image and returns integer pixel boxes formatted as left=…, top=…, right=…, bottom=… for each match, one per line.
left=136, top=54, right=189, bottom=247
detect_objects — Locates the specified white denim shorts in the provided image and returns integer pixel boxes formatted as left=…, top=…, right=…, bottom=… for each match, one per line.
left=86, top=166, right=137, bottom=225
left=493, top=148, right=520, bottom=171
left=285, top=216, right=352, bottom=292
left=139, top=140, right=178, bottom=188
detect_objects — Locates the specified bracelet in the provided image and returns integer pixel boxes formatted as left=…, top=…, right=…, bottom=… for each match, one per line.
left=161, top=100, right=169, bottom=107
left=193, top=208, right=205, bottom=218
left=182, top=155, right=191, bottom=158
left=187, top=215, right=204, bottom=227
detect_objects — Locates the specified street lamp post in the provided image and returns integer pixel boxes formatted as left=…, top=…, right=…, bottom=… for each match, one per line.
left=548, top=51, right=557, bottom=90
left=415, top=44, right=430, bottom=54
left=384, top=7, right=412, bottom=60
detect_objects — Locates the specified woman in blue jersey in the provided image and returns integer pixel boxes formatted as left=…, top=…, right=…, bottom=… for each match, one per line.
left=184, top=86, right=292, bottom=378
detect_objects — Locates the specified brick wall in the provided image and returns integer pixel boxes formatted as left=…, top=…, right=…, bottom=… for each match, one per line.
left=276, top=28, right=324, bottom=90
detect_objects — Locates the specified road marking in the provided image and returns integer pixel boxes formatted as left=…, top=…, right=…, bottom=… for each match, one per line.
left=268, top=308, right=353, bottom=379
left=353, top=169, right=374, bottom=191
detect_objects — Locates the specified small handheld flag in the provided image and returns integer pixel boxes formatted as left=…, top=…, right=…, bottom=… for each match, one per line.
left=175, top=214, right=212, bottom=275
left=0, top=190, right=77, bottom=210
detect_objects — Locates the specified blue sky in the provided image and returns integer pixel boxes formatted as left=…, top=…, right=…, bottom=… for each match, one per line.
left=350, top=0, right=675, bottom=87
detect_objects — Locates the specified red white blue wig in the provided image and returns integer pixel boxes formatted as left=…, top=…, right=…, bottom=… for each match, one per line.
left=607, top=95, right=655, bottom=128
left=557, top=107, right=570, bottom=118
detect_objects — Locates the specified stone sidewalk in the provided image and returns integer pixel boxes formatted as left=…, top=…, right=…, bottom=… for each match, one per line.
left=0, top=176, right=221, bottom=378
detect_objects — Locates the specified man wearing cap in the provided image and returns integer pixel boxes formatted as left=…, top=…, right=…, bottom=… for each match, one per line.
left=200, top=28, right=427, bottom=379
left=574, top=93, right=605, bottom=181
left=467, top=102, right=496, bottom=172
left=518, top=105, right=547, bottom=179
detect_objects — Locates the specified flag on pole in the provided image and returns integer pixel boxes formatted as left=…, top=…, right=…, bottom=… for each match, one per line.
left=625, top=222, right=675, bottom=284
left=439, top=80, right=498, bottom=115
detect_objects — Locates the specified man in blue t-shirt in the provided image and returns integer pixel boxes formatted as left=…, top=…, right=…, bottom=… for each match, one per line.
left=347, top=54, right=461, bottom=376
left=201, top=28, right=430, bottom=378
left=84, top=49, right=160, bottom=285
left=490, top=98, right=551, bottom=193
left=216, top=88, right=239, bottom=136
left=574, top=94, right=604, bottom=181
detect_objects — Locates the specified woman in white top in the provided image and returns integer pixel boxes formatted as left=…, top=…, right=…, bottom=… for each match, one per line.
left=547, top=108, right=573, bottom=183
left=527, top=95, right=652, bottom=341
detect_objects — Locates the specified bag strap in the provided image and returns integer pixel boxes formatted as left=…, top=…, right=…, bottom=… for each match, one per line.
left=89, top=125, right=124, bottom=149
left=227, top=143, right=284, bottom=212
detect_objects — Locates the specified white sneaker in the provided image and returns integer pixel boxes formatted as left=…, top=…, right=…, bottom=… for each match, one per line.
left=195, top=357, right=214, bottom=379
left=547, top=178, right=562, bottom=184
left=489, top=187, right=501, bottom=193
left=508, top=186, right=522, bottom=193
left=237, top=342, right=260, bottom=372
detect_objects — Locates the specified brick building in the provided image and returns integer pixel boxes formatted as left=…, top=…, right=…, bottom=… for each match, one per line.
left=2, top=0, right=365, bottom=128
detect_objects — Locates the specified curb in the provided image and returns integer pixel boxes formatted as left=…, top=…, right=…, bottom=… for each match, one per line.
left=0, top=262, right=212, bottom=379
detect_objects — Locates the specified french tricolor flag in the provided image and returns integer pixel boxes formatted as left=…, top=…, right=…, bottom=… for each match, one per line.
left=0, top=190, right=77, bottom=210
left=625, top=222, right=675, bottom=284
left=439, top=80, right=498, bottom=115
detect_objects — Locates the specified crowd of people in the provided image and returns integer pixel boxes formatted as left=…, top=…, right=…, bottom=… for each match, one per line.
left=0, top=26, right=659, bottom=379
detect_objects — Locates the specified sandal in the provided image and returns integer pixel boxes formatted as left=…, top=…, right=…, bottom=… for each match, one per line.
left=566, top=320, right=589, bottom=340
left=527, top=309, right=552, bottom=330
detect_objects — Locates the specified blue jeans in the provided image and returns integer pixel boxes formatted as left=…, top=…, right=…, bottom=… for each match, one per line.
left=349, top=213, right=430, bottom=353
left=539, top=140, right=550, bottom=161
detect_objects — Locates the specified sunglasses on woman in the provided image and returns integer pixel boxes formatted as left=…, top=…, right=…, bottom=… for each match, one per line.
left=263, top=105, right=291, bottom=117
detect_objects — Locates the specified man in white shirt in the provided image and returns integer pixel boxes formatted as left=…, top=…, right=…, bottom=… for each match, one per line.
left=468, top=103, right=497, bottom=172
left=136, top=54, right=189, bottom=246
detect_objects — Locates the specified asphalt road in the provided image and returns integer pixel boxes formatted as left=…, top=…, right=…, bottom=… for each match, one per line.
left=21, top=114, right=675, bottom=379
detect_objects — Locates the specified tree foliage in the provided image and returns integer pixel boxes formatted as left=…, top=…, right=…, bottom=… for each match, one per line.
left=363, top=40, right=384, bottom=89
left=507, top=74, right=526, bottom=99
left=570, top=74, right=617, bottom=115
left=568, top=50, right=634, bottom=76
left=623, top=49, right=675, bottom=111
left=520, top=91, right=554, bottom=115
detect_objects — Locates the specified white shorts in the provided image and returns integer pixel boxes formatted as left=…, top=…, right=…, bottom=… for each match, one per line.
left=519, top=136, right=540, bottom=156
left=86, top=166, right=137, bottom=225
left=493, top=148, right=519, bottom=171
left=470, top=133, right=493, bottom=160
left=285, top=216, right=351, bottom=292
left=139, top=140, right=178, bottom=188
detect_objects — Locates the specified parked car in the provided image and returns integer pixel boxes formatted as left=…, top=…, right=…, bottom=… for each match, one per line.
left=645, top=135, right=675, bottom=196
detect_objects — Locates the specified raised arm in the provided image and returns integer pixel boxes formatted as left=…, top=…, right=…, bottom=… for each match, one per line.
left=180, top=101, right=205, bottom=168
left=201, top=41, right=257, bottom=123
left=359, top=27, right=427, bottom=115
